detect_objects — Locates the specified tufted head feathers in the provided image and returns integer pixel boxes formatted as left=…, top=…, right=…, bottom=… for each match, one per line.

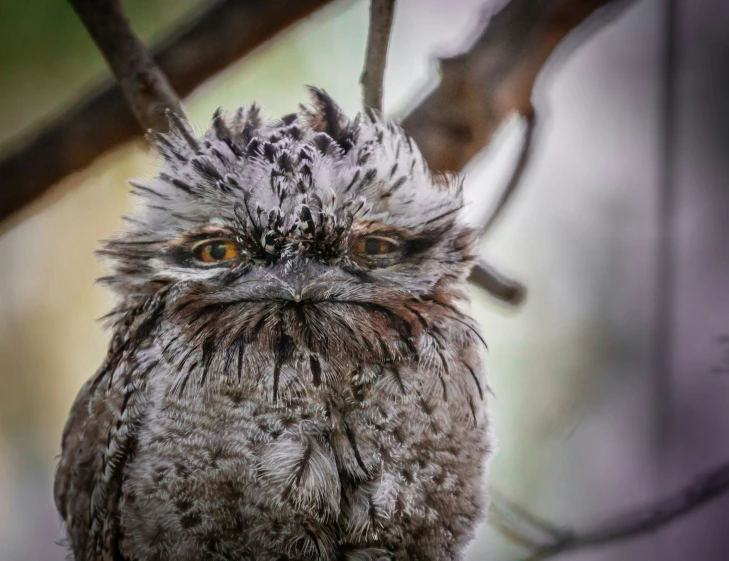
left=100, top=88, right=479, bottom=374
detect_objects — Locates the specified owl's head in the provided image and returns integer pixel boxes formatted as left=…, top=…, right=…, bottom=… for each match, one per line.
left=101, top=89, right=478, bottom=367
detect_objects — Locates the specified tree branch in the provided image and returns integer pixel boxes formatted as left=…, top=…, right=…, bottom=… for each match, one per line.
left=469, top=259, right=527, bottom=306
left=403, top=0, right=634, bottom=173
left=0, top=0, right=336, bottom=227
left=361, top=0, right=397, bottom=111
left=68, top=0, right=184, bottom=133
left=468, top=112, right=535, bottom=305
left=489, top=460, right=729, bottom=560
left=492, top=487, right=572, bottom=545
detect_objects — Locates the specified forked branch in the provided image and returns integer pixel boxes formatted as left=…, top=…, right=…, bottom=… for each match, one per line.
left=361, top=0, right=397, bottom=111
left=403, top=0, right=634, bottom=172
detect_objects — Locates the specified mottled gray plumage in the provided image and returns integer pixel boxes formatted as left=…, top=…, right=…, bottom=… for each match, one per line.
left=55, top=89, right=491, bottom=561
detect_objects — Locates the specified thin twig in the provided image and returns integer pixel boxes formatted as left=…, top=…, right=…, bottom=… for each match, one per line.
left=491, top=511, right=548, bottom=550
left=481, top=111, right=537, bottom=237
left=400, top=0, right=634, bottom=303
left=490, top=460, right=729, bottom=561
left=472, top=112, right=535, bottom=304
left=491, top=499, right=568, bottom=549
left=68, top=0, right=184, bottom=132
left=361, top=0, right=397, bottom=111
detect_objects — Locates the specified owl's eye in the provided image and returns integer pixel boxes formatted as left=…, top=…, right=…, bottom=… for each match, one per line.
left=192, top=239, right=241, bottom=264
left=354, top=236, right=400, bottom=256
left=352, top=235, right=402, bottom=268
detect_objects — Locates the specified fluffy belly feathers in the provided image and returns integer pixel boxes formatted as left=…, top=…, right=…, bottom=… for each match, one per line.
left=121, top=356, right=488, bottom=561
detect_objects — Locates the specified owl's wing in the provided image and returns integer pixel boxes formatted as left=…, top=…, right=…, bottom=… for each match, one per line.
left=54, top=360, right=125, bottom=560
left=55, top=289, right=168, bottom=561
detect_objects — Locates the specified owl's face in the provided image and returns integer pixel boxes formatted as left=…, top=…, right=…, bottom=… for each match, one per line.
left=102, top=90, right=477, bottom=367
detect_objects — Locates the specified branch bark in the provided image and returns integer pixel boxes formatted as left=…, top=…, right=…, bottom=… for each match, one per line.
left=490, top=460, right=729, bottom=560
left=402, top=0, right=633, bottom=172
left=361, top=0, right=397, bottom=111
left=0, top=0, right=336, bottom=226
left=69, top=0, right=184, bottom=133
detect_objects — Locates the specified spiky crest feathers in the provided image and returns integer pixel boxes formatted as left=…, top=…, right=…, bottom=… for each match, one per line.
left=102, top=89, right=477, bottom=309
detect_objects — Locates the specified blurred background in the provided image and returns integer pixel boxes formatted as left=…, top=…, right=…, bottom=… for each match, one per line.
left=1, top=0, right=728, bottom=559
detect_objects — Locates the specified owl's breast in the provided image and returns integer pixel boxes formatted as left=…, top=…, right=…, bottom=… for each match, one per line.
left=120, top=352, right=488, bottom=560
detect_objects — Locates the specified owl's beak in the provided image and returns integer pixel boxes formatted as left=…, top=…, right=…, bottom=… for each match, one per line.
left=266, top=259, right=355, bottom=303
left=291, top=273, right=304, bottom=302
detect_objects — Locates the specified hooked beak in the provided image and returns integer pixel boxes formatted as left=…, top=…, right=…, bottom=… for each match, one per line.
left=250, top=259, right=356, bottom=303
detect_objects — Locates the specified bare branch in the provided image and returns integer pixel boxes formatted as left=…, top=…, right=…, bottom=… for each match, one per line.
left=0, top=0, right=336, bottom=227
left=652, top=0, right=679, bottom=442
left=491, top=499, right=567, bottom=549
left=403, top=0, right=634, bottom=173
left=469, top=112, right=535, bottom=305
left=361, top=0, right=397, bottom=111
left=489, top=460, right=729, bottom=561
left=468, top=259, right=527, bottom=307
left=69, top=0, right=184, bottom=133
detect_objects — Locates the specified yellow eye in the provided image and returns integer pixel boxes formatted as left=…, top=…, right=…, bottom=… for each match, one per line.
left=192, top=239, right=240, bottom=264
left=353, top=235, right=400, bottom=256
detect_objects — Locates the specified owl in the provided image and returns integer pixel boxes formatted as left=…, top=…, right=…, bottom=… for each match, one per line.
left=54, top=88, right=491, bottom=561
